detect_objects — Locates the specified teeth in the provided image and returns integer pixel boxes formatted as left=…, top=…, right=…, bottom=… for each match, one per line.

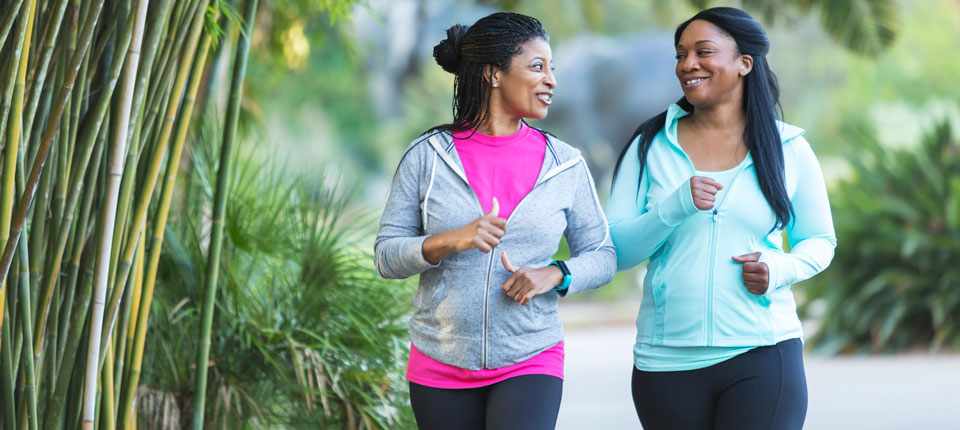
left=537, top=94, right=552, bottom=103
left=686, top=78, right=706, bottom=85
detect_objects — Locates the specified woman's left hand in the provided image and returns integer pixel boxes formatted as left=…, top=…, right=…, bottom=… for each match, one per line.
left=732, top=252, right=769, bottom=295
left=500, top=251, right=564, bottom=305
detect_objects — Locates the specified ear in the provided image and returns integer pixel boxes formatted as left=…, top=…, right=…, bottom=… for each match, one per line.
left=738, top=54, right=754, bottom=76
left=483, top=64, right=502, bottom=88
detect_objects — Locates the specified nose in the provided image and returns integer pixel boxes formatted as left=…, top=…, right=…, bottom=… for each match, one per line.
left=679, top=55, right=699, bottom=73
left=544, top=67, right=557, bottom=89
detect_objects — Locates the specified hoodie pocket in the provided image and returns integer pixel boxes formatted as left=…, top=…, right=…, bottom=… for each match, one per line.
left=650, top=241, right=673, bottom=306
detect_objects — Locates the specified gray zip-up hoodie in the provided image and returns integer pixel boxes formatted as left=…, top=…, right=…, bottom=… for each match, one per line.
left=375, top=130, right=616, bottom=370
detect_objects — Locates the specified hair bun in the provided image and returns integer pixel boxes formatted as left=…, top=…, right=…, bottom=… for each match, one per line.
left=433, top=24, right=469, bottom=74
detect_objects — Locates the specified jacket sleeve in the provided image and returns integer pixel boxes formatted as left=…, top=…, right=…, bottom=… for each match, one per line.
left=561, top=159, right=617, bottom=295
left=759, top=136, right=837, bottom=292
left=374, top=143, right=441, bottom=279
left=605, top=136, right=700, bottom=271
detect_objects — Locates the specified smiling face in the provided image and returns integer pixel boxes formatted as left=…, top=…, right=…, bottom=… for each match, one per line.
left=490, top=38, right=557, bottom=120
left=675, top=19, right=753, bottom=110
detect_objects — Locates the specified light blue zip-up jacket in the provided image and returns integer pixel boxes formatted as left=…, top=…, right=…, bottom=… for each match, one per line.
left=376, top=130, right=616, bottom=370
left=607, top=104, right=837, bottom=347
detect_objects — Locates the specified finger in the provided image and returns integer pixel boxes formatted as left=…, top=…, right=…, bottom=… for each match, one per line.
left=698, top=184, right=720, bottom=195
left=742, top=262, right=767, bottom=274
left=505, top=276, right=525, bottom=298
left=746, top=287, right=765, bottom=295
left=478, top=230, right=500, bottom=247
left=694, top=192, right=715, bottom=203
left=485, top=225, right=505, bottom=239
left=501, top=250, right=519, bottom=272
left=486, top=197, right=500, bottom=218
left=500, top=273, right=517, bottom=294
left=488, top=216, right=507, bottom=230
left=474, top=237, right=492, bottom=253
left=694, top=198, right=714, bottom=210
left=520, top=293, right=532, bottom=305
left=700, top=177, right=724, bottom=190
left=732, top=252, right=762, bottom=263
left=516, top=283, right=534, bottom=304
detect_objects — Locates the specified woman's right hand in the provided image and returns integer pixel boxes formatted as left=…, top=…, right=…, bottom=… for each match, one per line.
left=690, top=176, right=723, bottom=210
left=422, top=198, right=507, bottom=264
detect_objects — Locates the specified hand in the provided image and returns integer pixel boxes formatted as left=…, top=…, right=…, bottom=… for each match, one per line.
left=500, top=251, right=563, bottom=305
left=422, top=198, right=506, bottom=263
left=690, top=176, right=723, bottom=210
left=456, top=197, right=507, bottom=253
left=732, top=252, right=769, bottom=295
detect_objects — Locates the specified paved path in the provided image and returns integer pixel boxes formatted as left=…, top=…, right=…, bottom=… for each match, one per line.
left=556, top=304, right=960, bottom=430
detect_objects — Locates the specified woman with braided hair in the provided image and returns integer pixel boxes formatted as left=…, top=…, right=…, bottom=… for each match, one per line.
left=607, top=7, right=836, bottom=429
left=375, top=12, right=615, bottom=430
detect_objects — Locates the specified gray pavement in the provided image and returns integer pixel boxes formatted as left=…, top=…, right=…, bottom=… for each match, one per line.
left=556, top=302, right=960, bottom=430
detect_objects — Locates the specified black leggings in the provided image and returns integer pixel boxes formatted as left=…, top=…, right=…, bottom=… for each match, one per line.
left=409, top=374, right=563, bottom=430
left=632, top=338, right=807, bottom=430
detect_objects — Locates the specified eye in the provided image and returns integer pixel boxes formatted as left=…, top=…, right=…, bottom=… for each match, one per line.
left=697, top=50, right=713, bottom=56
left=675, top=53, right=686, bottom=60
left=532, top=63, right=544, bottom=70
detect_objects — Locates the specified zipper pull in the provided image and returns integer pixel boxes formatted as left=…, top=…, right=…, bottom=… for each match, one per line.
left=712, top=208, right=718, bottom=221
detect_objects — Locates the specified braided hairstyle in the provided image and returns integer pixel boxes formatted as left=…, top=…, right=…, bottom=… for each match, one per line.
left=428, top=12, right=548, bottom=136
left=613, top=7, right=794, bottom=232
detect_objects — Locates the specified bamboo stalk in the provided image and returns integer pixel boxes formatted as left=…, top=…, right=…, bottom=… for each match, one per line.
left=0, top=0, right=106, bottom=337
left=2, top=300, right=16, bottom=430
left=102, top=340, right=116, bottom=430
left=0, top=0, right=27, bottom=146
left=119, top=10, right=216, bottom=424
left=192, top=0, right=258, bottom=426
left=43, top=126, right=106, bottom=430
left=30, top=0, right=130, bottom=368
left=0, top=12, right=37, bottom=417
left=99, top=0, right=208, bottom=360
left=19, top=0, right=70, bottom=148
left=0, top=0, right=36, bottom=332
left=80, top=0, right=149, bottom=426
left=15, top=238, right=37, bottom=430
left=0, top=0, right=26, bottom=55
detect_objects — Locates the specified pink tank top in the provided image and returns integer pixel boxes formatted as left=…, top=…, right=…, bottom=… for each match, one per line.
left=407, top=123, right=563, bottom=389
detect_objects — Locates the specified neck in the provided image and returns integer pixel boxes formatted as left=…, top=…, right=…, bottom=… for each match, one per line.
left=688, top=100, right=746, bottom=133
left=476, top=114, right=523, bottom=136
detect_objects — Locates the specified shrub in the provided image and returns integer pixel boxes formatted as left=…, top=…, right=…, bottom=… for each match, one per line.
left=804, top=122, right=960, bottom=353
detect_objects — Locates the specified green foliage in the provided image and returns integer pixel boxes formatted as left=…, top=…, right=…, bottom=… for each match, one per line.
left=138, top=117, right=415, bottom=429
left=804, top=121, right=960, bottom=354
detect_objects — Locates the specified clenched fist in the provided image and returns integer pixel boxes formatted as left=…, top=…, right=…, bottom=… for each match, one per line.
left=690, top=176, right=724, bottom=211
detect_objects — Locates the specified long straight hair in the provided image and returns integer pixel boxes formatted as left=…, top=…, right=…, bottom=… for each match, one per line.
left=614, top=7, right=794, bottom=231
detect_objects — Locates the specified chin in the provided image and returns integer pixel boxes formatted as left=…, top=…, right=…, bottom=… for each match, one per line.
left=528, top=109, right=549, bottom=120
left=681, top=91, right=710, bottom=108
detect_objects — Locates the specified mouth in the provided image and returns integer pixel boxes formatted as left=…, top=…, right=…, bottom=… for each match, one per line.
left=536, top=91, right=553, bottom=105
left=682, top=77, right=708, bottom=88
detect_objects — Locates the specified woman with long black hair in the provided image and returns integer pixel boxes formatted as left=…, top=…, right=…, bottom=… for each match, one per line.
left=375, top=12, right=615, bottom=430
left=607, top=7, right=836, bottom=429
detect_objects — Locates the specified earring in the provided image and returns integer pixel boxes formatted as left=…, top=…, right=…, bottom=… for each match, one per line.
left=492, top=83, right=499, bottom=88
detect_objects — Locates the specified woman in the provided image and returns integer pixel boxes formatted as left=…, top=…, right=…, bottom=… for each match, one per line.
left=375, top=12, right=615, bottom=430
left=606, top=7, right=836, bottom=430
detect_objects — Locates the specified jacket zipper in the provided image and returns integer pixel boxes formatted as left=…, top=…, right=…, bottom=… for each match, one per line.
left=482, top=248, right=495, bottom=368
left=707, top=208, right=719, bottom=345
left=482, top=159, right=579, bottom=368
left=704, top=161, right=748, bottom=346
left=431, top=135, right=580, bottom=369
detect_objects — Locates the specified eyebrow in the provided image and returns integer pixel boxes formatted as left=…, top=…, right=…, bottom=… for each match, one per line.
left=677, top=40, right=719, bottom=49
